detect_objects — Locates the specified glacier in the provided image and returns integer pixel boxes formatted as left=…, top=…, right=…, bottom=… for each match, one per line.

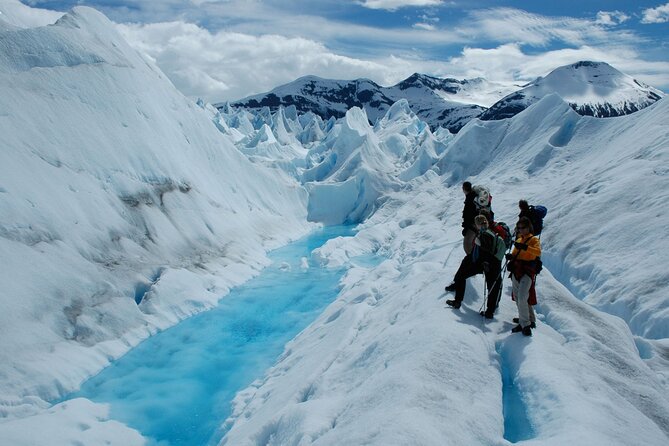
left=0, top=2, right=668, bottom=445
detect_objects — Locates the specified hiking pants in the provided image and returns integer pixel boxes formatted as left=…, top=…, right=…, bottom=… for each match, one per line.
left=453, top=255, right=482, bottom=302
left=512, top=274, right=533, bottom=328
left=483, top=260, right=502, bottom=314
left=463, top=228, right=476, bottom=255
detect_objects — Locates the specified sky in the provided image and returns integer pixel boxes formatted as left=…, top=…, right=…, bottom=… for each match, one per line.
left=18, top=0, right=669, bottom=105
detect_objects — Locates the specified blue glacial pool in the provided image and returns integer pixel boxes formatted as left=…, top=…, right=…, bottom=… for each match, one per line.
left=71, top=225, right=377, bottom=446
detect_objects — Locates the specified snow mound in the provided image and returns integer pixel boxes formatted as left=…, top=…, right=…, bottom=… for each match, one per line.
left=0, top=4, right=310, bottom=419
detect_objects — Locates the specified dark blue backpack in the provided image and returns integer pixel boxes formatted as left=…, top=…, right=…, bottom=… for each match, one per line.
left=530, top=205, right=547, bottom=235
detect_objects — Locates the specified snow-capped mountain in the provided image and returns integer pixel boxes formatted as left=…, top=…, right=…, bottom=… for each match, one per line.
left=480, top=61, right=665, bottom=120
left=226, top=62, right=664, bottom=132
left=225, top=73, right=513, bottom=133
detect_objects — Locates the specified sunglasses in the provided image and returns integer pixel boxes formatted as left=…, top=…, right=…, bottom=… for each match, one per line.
left=517, top=226, right=528, bottom=230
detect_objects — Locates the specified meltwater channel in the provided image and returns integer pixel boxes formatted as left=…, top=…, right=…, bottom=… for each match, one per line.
left=73, top=225, right=379, bottom=446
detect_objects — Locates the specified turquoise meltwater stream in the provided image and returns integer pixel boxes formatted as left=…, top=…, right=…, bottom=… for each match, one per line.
left=72, top=225, right=372, bottom=446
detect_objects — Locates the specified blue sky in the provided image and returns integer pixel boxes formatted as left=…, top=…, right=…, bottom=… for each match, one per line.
left=19, top=0, right=669, bottom=103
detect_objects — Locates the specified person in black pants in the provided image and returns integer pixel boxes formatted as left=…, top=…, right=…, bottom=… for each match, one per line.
left=446, top=215, right=503, bottom=318
left=461, top=181, right=478, bottom=255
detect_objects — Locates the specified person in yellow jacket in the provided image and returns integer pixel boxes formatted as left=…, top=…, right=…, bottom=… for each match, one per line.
left=506, top=216, right=542, bottom=336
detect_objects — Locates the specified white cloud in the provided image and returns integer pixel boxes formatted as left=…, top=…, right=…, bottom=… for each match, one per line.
left=595, top=10, right=630, bottom=26
left=118, top=21, right=408, bottom=102
left=117, top=18, right=669, bottom=105
left=462, top=7, right=638, bottom=47
left=419, top=14, right=439, bottom=22
left=16, top=1, right=664, bottom=103
left=412, top=22, right=436, bottom=31
left=641, top=2, right=669, bottom=24
left=443, top=43, right=669, bottom=92
left=357, top=0, right=444, bottom=11
left=226, top=13, right=462, bottom=50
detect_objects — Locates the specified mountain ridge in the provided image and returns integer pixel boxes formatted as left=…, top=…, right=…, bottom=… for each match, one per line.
left=223, top=73, right=498, bottom=133
left=223, top=62, right=664, bottom=133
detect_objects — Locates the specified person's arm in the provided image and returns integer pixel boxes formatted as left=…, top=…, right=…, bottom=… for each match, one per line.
left=525, top=236, right=541, bottom=258
left=514, top=235, right=541, bottom=260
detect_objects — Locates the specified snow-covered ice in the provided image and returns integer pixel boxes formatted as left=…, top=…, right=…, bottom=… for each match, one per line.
left=0, top=0, right=311, bottom=421
left=0, top=1, right=668, bottom=445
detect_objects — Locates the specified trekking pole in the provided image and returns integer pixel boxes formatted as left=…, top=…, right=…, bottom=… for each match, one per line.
left=487, top=230, right=519, bottom=308
left=480, top=278, right=488, bottom=314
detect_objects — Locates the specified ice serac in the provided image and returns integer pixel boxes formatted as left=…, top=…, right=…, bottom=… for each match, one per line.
left=298, top=114, right=326, bottom=144
left=222, top=98, right=448, bottom=222
left=480, top=61, right=665, bottom=120
left=0, top=4, right=311, bottom=416
left=303, top=107, right=399, bottom=225
left=375, top=99, right=449, bottom=181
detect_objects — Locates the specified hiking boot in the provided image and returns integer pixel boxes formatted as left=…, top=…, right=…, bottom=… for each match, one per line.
left=512, top=318, right=536, bottom=328
left=446, top=299, right=461, bottom=309
left=480, top=310, right=494, bottom=319
left=511, top=324, right=523, bottom=333
left=445, top=283, right=456, bottom=292
left=522, top=326, right=532, bottom=336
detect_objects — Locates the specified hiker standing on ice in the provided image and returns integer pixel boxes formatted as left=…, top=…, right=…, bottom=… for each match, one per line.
left=518, top=199, right=546, bottom=236
left=507, top=217, right=542, bottom=336
left=461, top=181, right=478, bottom=254
left=445, top=215, right=505, bottom=316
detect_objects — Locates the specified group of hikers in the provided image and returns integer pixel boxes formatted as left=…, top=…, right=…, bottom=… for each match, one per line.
left=444, top=181, right=546, bottom=337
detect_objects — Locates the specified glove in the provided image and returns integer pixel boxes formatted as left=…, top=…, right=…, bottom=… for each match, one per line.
left=514, top=242, right=528, bottom=250
left=505, top=253, right=514, bottom=261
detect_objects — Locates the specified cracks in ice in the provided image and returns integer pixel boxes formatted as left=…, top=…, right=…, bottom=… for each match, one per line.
left=133, top=267, right=165, bottom=304
left=495, top=339, right=536, bottom=443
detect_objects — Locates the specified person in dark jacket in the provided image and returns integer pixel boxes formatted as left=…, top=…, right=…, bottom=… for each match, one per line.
left=461, top=181, right=478, bottom=255
left=518, top=199, right=543, bottom=236
left=446, top=215, right=503, bottom=318
left=506, top=216, right=542, bottom=336
left=518, top=199, right=531, bottom=220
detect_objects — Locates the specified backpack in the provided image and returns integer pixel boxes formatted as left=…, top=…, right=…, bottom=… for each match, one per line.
left=472, top=185, right=492, bottom=213
left=491, top=222, right=513, bottom=249
left=492, top=232, right=507, bottom=262
left=529, top=205, right=547, bottom=235
left=480, top=229, right=506, bottom=262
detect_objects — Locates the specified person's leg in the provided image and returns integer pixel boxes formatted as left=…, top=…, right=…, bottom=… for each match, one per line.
left=484, top=261, right=502, bottom=316
left=453, top=256, right=481, bottom=303
left=445, top=254, right=469, bottom=292
left=512, top=275, right=520, bottom=310
left=512, top=275, right=522, bottom=328
left=463, top=228, right=476, bottom=255
left=515, top=275, right=533, bottom=328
